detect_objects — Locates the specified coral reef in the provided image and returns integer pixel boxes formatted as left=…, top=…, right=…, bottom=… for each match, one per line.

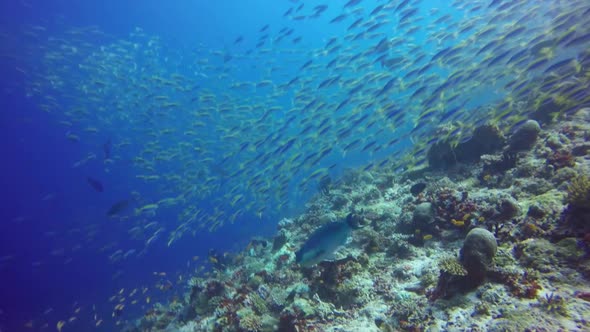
left=125, top=111, right=590, bottom=332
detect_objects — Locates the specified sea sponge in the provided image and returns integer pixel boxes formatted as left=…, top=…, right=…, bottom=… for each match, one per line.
left=460, top=228, right=497, bottom=279
left=455, top=124, right=506, bottom=162
left=508, top=120, right=540, bottom=152
left=567, top=174, right=590, bottom=208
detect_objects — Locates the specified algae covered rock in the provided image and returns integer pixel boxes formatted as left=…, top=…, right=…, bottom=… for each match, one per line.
left=413, top=202, right=435, bottom=224
left=460, top=228, right=497, bottom=279
left=455, top=124, right=506, bottom=163
left=516, top=238, right=560, bottom=272
left=427, top=141, right=457, bottom=170
left=427, top=124, right=505, bottom=169
left=508, top=120, right=541, bottom=152
left=520, top=237, right=586, bottom=270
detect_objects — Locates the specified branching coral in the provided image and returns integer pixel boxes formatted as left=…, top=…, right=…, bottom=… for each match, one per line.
left=538, top=292, right=569, bottom=316
left=567, top=174, right=590, bottom=208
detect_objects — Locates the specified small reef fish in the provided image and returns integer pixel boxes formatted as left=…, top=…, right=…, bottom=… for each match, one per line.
left=86, top=176, right=104, bottom=192
left=107, top=199, right=130, bottom=217
left=57, top=320, right=66, bottom=332
left=296, top=213, right=361, bottom=267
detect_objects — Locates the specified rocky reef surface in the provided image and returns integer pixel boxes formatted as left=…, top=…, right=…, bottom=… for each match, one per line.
left=125, top=109, right=590, bottom=331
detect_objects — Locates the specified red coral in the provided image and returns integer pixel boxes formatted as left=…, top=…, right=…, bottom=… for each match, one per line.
left=575, top=291, right=590, bottom=302
left=547, top=150, right=575, bottom=169
left=560, top=125, right=576, bottom=139
left=278, top=309, right=316, bottom=332
left=277, top=254, right=290, bottom=269
left=430, top=188, right=478, bottom=229
left=232, top=267, right=245, bottom=281
left=495, top=270, right=541, bottom=299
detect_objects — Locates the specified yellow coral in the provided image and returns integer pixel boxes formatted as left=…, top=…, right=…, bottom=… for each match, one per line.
left=567, top=175, right=590, bottom=208
left=438, top=257, right=467, bottom=276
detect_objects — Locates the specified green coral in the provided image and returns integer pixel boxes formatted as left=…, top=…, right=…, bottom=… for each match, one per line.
left=237, top=307, right=262, bottom=331
left=390, top=295, right=429, bottom=328
left=567, top=174, right=590, bottom=208
left=473, top=301, right=491, bottom=316
left=538, top=292, right=569, bottom=317
left=419, top=269, right=438, bottom=289
left=247, top=275, right=264, bottom=289
left=248, top=293, right=268, bottom=315
left=438, top=257, right=468, bottom=276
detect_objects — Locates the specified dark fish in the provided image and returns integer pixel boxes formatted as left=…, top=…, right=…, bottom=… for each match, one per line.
left=486, top=49, right=511, bottom=67
left=399, top=8, right=419, bottom=22
left=325, top=37, right=338, bottom=48
left=286, top=76, right=300, bottom=86
left=314, top=4, right=328, bottom=13
left=373, top=37, right=391, bottom=53
left=375, top=77, right=396, bottom=97
left=300, top=59, right=313, bottom=70
left=107, top=200, right=130, bottom=217
left=103, top=138, right=111, bottom=159
left=87, top=177, right=104, bottom=192
left=410, top=182, right=427, bottom=196
left=335, top=97, right=351, bottom=112
left=504, top=26, right=526, bottom=40
left=526, top=58, right=549, bottom=72
left=344, top=0, right=361, bottom=8
left=370, top=4, right=384, bottom=16
left=330, top=14, right=347, bottom=24
left=565, top=32, right=590, bottom=48
left=395, top=0, right=411, bottom=12
left=361, top=140, right=377, bottom=152
left=543, top=58, right=573, bottom=74
left=488, top=0, right=503, bottom=8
